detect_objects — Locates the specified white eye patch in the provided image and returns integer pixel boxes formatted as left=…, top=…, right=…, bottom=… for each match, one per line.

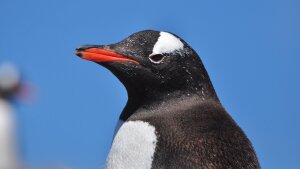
left=152, top=32, right=184, bottom=55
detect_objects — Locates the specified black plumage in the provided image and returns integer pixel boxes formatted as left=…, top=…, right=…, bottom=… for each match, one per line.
left=76, top=30, right=260, bottom=169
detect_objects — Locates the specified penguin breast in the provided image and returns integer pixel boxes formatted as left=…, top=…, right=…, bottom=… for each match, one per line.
left=105, top=121, right=158, bottom=169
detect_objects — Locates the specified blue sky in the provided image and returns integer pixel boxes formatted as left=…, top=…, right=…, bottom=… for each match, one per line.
left=1, top=0, right=299, bottom=168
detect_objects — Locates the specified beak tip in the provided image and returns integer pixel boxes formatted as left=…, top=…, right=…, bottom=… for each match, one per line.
left=75, top=47, right=84, bottom=58
left=75, top=45, right=95, bottom=58
left=75, top=51, right=82, bottom=57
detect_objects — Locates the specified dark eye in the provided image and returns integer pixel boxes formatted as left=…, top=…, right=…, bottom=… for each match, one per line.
left=149, top=54, right=165, bottom=63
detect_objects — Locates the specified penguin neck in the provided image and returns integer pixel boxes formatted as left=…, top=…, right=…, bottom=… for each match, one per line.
left=120, top=79, right=219, bottom=121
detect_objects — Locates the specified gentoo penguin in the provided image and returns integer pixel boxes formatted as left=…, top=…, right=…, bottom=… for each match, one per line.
left=0, top=63, right=22, bottom=169
left=75, top=30, right=260, bottom=169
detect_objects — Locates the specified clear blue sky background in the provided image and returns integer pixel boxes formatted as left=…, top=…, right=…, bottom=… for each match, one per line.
left=1, top=0, right=299, bottom=168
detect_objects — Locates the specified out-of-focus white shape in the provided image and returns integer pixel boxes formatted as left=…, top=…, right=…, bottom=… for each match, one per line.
left=0, top=98, right=21, bottom=169
left=0, top=62, right=20, bottom=91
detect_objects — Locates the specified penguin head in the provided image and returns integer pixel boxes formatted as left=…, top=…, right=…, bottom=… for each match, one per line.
left=76, top=30, right=213, bottom=98
left=0, top=63, right=22, bottom=100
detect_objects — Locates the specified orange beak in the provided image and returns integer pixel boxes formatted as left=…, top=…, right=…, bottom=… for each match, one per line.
left=75, top=47, right=139, bottom=64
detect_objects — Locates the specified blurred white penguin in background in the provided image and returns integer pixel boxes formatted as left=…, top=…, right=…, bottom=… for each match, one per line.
left=0, top=62, right=24, bottom=169
left=0, top=62, right=74, bottom=169
left=0, top=62, right=73, bottom=169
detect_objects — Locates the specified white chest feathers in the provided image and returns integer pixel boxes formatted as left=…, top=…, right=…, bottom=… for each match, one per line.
left=105, top=121, right=158, bottom=169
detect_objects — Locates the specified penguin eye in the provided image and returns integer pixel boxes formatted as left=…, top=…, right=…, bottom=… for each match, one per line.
left=149, top=54, right=165, bottom=64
